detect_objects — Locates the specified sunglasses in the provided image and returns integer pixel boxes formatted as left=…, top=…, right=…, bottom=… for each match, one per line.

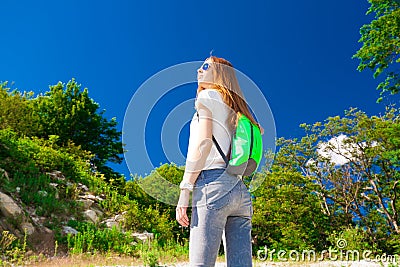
left=201, top=62, right=211, bottom=71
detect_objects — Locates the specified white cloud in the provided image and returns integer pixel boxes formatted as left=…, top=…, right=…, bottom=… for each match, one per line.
left=306, top=135, right=378, bottom=167
left=317, top=134, right=354, bottom=166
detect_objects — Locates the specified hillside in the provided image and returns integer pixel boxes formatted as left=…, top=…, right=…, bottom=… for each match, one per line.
left=0, top=127, right=187, bottom=265
left=0, top=81, right=185, bottom=265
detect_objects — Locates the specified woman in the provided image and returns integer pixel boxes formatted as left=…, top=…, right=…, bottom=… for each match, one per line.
left=176, top=56, right=260, bottom=267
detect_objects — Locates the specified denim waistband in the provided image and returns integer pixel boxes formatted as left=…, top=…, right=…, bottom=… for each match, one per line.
left=195, top=168, right=239, bottom=187
left=198, top=168, right=225, bottom=179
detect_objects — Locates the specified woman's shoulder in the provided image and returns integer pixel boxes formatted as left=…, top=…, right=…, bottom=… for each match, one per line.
left=196, top=89, right=227, bottom=114
left=197, top=89, right=223, bottom=101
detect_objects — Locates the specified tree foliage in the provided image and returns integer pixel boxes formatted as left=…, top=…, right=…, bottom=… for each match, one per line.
left=0, top=82, right=35, bottom=133
left=124, top=164, right=188, bottom=241
left=31, top=79, right=123, bottom=173
left=0, top=79, right=123, bottom=181
left=252, top=168, right=331, bottom=251
left=354, top=0, right=400, bottom=102
left=268, top=106, right=400, bottom=253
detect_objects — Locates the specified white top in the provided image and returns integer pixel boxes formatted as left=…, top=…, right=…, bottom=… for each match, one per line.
left=187, top=89, right=233, bottom=170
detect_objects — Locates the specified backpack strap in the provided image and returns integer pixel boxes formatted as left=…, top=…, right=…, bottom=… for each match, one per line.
left=249, top=122, right=254, bottom=157
left=197, top=111, right=230, bottom=167
left=212, top=135, right=229, bottom=167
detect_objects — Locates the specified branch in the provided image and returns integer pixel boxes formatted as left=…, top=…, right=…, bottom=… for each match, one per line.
left=370, top=176, right=399, bottom=233
left=361, top=192, right=372, bottom=201
left=390, top=180, right=399, bottom=234
left=349, top=198, right=375, bottom=240
left=315, top=191, right=331, bottom=216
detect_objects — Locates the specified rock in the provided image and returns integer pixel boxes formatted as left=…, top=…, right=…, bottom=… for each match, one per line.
left=47, top=171, right=65, bottom=181
left=30, top=208, right=46, bottom=225
left=78, top=183, right=89, bottom=192
left=115, top=214, right=124, bottom=222
left=0, top=191, right=23, bottom=218
left=81, top=194, right=97, bottom=202
left=62, top=226, right=78, bottom=235
left=106, top=221, right=118, bottom=229
left=132, top=231, right=154, bottom=242
left=20, top=222, right=35, bottom=235
left=91, top=206, right=104, bottom=218
left=49, top=183, right=58, bottom=188
left=0, top=217, right=15, bottom=235
left=85, top=194, right=104, bottom=202
left=103, top=218, right=119, bottom=229
left=31, top=216, right=40, bottom=224
left=77, top=199, right=94, bottom=209
left=83, top=210, right=99, bottom=223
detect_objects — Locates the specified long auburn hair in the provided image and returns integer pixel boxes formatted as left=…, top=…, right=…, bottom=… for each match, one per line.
left=197, top=56, right=260, bottom=129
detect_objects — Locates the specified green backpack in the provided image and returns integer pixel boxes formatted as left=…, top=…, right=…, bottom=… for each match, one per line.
left=213, top=114, right=263, bottom=176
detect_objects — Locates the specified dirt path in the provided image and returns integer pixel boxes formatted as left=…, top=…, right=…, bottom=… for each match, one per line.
left=100, top=260, right=394, bottom=267
left=28, top=256, right=397, bottom=267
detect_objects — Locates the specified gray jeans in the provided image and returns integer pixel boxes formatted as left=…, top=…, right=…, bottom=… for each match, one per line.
left=190, top=169, right=253, bottom=267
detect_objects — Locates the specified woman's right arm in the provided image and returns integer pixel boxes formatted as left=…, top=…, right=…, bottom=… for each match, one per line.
left=176, top=102, right=213, bottom=227
left=181, top=101, right=213, bottom=185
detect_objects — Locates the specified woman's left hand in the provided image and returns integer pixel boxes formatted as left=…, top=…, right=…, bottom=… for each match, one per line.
left=176, top=189, right=190, bottom=227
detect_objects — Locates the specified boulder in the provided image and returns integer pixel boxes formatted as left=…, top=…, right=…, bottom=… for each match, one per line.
left=77, top=199, right=94, bottom=209
left=46, top=170, right=65, bottom=181
left=80, top=194, right=97, bottom=202
left=132, top=231, right=154, bottom=243
left=83, top=210, right=99, bottom=223
left=115, top=214, right=124, bottom=222
left=62, top=226, right=78, bottom=235
left=91, top=206, right=104, bottom=218
left=0, top=191, right=23, bottom=218
left=102, top=218, right=119, bottom=229
left=78, top=183, right=89, bottom=192
left=20, top=222, right=35, bottom=235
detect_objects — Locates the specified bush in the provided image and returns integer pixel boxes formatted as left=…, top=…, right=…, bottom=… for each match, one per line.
left=123, top=201, right=175, bottom=244
left=327, top=225, right=377, bottom=252
left=66, top=220, right=137, bottom=255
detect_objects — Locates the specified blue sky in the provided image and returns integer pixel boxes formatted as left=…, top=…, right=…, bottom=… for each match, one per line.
left=0, top=0, right=394, bottom=178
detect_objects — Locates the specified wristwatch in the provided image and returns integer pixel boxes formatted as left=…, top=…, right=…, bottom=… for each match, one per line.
left=179, top=181, right=194, bottom=192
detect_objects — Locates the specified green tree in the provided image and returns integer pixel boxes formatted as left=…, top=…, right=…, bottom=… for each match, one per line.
left=252, top=168, right=331, bottom=252
left=354, top=0, right=400, bottom=102
left=30, top=79, right=123, bottom=180
left=0, top=82, right=35, bottom=133
left=276, top=107, right=400, bottom=252
left=124, top=164, right=187, bottom=243
left=125, top=163, right=183, bottom=208
left=136, top=163, right=182, bottom=206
